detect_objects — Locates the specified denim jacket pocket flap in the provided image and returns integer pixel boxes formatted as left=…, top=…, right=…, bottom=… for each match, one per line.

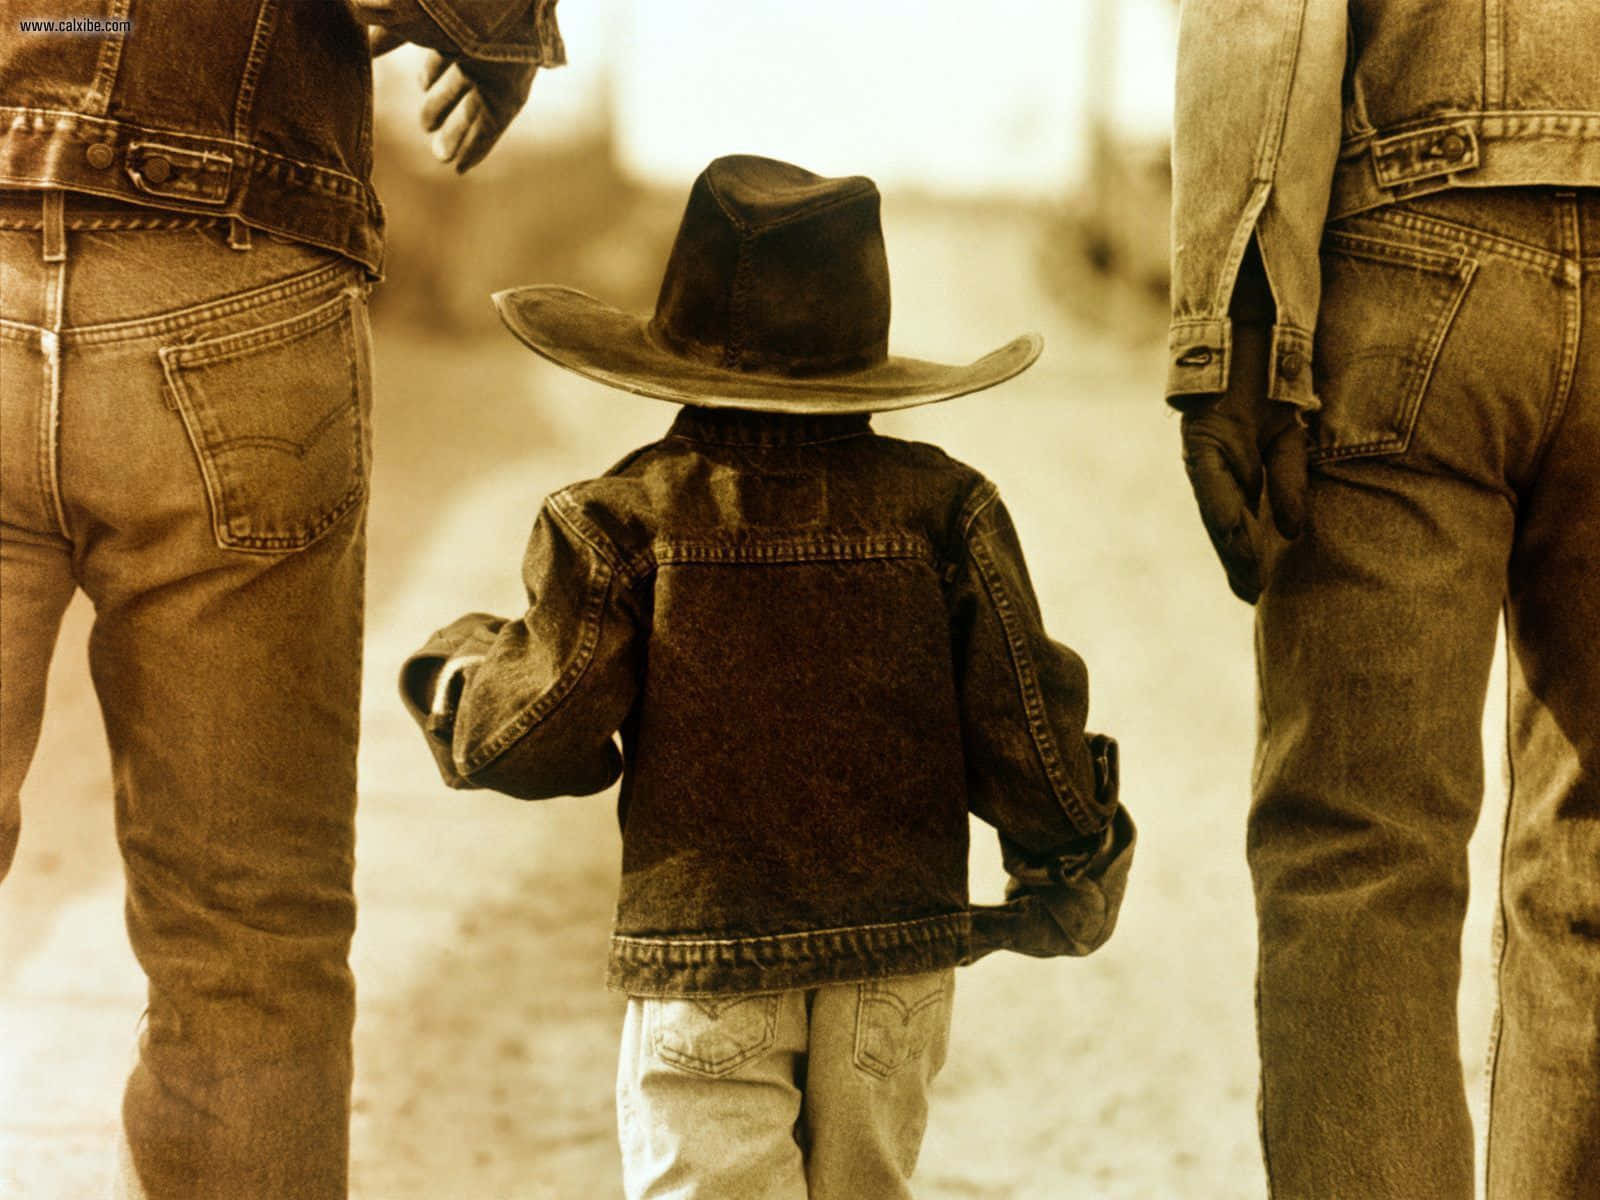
left=160, top=290, right=370, bottom=554
left=1313, top=229, right=1475, bottom=462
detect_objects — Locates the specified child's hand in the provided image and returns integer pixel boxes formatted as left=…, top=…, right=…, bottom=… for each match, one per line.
left=967, top=806, right=1136, bottom=961
left=399, top=614, right=507, bottom=789
left=430, top=649, right=487, bottom=721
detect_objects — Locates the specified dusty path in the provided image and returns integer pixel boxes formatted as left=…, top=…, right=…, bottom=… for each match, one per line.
left=1, top=199, right=1505, bottom=1199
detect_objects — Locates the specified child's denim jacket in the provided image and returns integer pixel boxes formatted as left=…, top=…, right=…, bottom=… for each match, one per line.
left=402, top=406, right=1123, bottom=996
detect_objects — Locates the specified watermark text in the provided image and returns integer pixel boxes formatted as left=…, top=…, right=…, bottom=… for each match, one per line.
left=18, top=16, right=131, bottom=34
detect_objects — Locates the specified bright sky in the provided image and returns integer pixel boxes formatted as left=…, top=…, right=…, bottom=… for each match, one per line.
left=376, top=0, right=1177, bottom=198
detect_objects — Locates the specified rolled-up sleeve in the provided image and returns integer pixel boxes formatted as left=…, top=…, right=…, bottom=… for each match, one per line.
left=349, top=0, right=565, bottom=64
left=1168, top=0, right=1346, bottom=411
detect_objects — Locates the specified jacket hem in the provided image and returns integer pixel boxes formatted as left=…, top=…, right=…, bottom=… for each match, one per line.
left=1, top=108, right=383, bottom=273
left=1331, top=114, right=1600, bottom=222
left=606, top=911, right=972, bottom=997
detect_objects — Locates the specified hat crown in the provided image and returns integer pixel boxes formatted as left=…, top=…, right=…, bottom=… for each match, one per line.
left=649, top=155, right=891, bottom=378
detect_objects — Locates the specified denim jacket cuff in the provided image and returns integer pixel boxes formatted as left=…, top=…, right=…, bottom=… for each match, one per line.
left=1166, top=318, right=1231, bottom=399
left=1166, top=318, right=1319, bottom=413
left=416, top=0, right=565, bottom=64
left=1267, top=323, right=1318, bottom=412
left=398, top=615, right=504, bottom=788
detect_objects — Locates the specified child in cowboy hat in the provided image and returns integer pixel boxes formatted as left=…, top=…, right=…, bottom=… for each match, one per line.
left=400, top=154, right=1134, bottom=1199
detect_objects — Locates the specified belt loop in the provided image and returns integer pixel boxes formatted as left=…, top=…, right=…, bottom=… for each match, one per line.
left=227, top=216, right=253, bottom=251
left=41, top=190, right=65, bottom=263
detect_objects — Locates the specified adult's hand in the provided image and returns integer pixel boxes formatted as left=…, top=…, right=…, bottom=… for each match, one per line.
left=1176, top=234, right=1311, bottom=605
left=418, top=49, right=538, bottom=173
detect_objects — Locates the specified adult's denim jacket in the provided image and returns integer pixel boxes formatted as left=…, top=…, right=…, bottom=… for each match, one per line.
left=1169, top=0, right=1600, bottom=409
left=0, top=0, right=562, bottom=272
left=401, top=407, right=1122, bottom=996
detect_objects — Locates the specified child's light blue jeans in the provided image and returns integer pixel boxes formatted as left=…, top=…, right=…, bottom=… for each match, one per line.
left=617, top=969, right=954, bottom=1199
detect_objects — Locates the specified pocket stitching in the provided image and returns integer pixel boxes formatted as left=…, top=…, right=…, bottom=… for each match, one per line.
left=648, top=993, right=780, bottom=1079
left=852, top=977, right=950, bottom=1080
left=159, top=291, right=367, bottom=553
left=163, top=288, right=355, bottom=367
left=1321, top=228, right=1466, bottom=275
left=1311, top=242, right=1476, bottom=464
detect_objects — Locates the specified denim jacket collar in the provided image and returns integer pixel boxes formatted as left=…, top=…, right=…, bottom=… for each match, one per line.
left=667, top=406, right=872, bottom=447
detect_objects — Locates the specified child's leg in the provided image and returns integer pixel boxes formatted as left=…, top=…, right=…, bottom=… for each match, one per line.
left=616, top=991, right=809, bottom=1200
left=801, top=969, right=955, bottom=1199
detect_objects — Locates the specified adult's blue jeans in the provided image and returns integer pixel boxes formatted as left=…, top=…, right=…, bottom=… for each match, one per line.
left=0, top=192, right=372, bottom=1198
left=1252, top=188, right=1600, bottom=1199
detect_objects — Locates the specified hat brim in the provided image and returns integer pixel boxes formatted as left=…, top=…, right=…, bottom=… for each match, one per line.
left=492, top=286, right=1042, bottom=414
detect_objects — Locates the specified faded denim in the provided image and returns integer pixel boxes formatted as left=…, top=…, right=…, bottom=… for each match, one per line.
left=402, top=405, right=1126, bottom=996
left=1170, top=1, right=1600, bottom=410
left=616, top=970, right=953, bottom=1199
left=0, top=194, right=372, bottom=1199
left=1251, top=188, right=1600, bottom=1199
left=0, top=0, right=564, bottom=272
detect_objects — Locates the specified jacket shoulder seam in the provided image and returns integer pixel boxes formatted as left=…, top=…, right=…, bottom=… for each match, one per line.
left=548, top=488, right=627, bottom=572
left=956, top=478, right=1000, bottom=540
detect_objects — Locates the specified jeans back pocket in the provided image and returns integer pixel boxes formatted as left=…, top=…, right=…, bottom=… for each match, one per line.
left=852, top=971, right=953, bottom=1080
left=160, top=289, right=370, bottom=553
left=647, top=993, right=781, bottom=1078
left=1313, top=229, right=1475, bottom=462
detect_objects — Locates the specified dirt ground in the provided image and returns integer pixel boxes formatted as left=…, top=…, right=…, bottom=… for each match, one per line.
left=0, top=197, right=1508, bottom=1198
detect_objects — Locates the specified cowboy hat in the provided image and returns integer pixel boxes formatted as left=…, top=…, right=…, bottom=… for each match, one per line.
left=492, top=154, right=1041, bottom=414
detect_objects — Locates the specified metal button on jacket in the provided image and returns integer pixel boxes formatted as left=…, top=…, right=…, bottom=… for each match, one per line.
left=141, top=154, right=172, bottom=184
left=85, top=141, right=114, bottom=169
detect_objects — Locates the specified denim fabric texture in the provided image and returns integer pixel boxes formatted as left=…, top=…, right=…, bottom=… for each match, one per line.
left=1, top=194, right=373, bottom=1199
left=0, top=0, right=564, bottom=272
left=1251, top=188, right=1600, bottom=1199
left=1169, top=1, right=1600, bottom=408
left=401, top=405, right=1124, bottom=996
left=348, top=0, right=564, bottom=63
left=616, top=969, right=953, bottom=1199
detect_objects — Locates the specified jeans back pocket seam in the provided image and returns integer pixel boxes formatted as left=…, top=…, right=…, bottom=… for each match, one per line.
left=160, top=290, right=368, bottom=554
left=647, top=993, right=780, bottom=1079
left=1311, top=233, right=1476, bottom=465
left=852, top=975, right=951, bottom=1080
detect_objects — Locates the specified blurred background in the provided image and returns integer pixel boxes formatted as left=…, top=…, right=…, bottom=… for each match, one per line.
left=1, top=2, right=1507, bottom=1196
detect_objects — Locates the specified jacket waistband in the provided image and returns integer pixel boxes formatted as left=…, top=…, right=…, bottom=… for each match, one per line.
left=1, top=108, right=382, bottom=273
left=1331, top=113, right=1600, bottom=221
left=606, top=911, right=972, bottom=997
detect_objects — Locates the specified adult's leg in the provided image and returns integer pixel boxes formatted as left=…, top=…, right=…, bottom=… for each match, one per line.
left=0, top=226, right=77, bottom=880
left=1253, top=466, right=1506, bottom=1198
left=0, top=531, right=74, bottom=880
left=99, top=508, right=367, bottom=1200
left=1246, top=191, right=1574, bottom=1197
left=49, top=219, right=372, bottom=1199
left=1488, top=201, right=1600, bottom=1198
